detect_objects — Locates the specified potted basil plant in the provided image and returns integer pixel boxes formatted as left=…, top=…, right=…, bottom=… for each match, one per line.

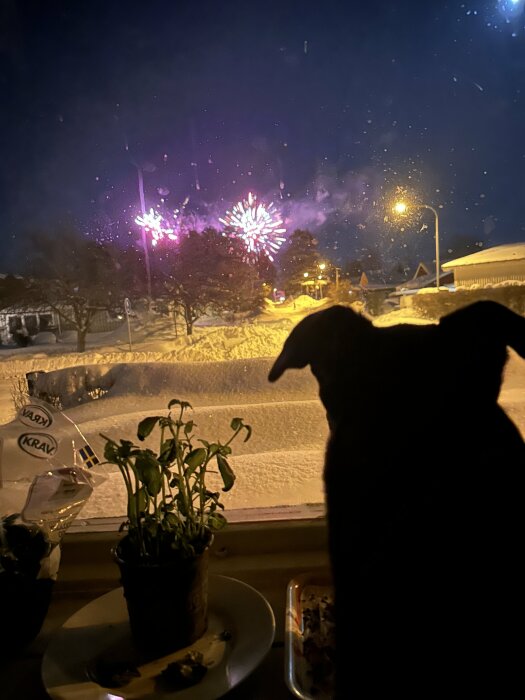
left=0, top=514, right=56, bottom=655
left=101, top=399, right=251, bottom=658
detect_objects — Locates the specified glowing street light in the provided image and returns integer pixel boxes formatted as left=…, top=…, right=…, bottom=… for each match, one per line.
left=394, top=200, right=441, bottom=289
left=317, top=262, right=328, bottom=299
left=393, top=201, right=408, bottom=215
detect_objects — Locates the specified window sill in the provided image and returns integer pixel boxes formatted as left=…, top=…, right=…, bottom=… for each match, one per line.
left=57, top=508, right=330, bottom=596
left=3, top=513, right=331, bottom=699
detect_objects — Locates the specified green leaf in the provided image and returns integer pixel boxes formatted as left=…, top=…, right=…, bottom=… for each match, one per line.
left=208, top=512, right=227, bottom=531
left=169, top=474, right=183, bottom=490
left=144, top=518, right=158, bottom=537
left=128, top=486, right=148, bottom=523
left=207, top=443, right=220, bottom=457
left=158, top=438, right=178, bottom=465
left=102, top=439, right=119, bottom=463
left=137, top=416, right=162, bottom=441
left=216, top=454, right=235, bottom=492
left=164, top=512, right=182, bottom=528
left=118, top=439, right=134, bottom=458
left=184, top=420, right=194, bottom=435
left=102, top=438, right=138, bottom=465
left=159, top=416, right=173, bottom=430
left=230, top=418, right=252, bottom=443
left=135, top=453, right=162, bottom=496
left=230, top=417, right=242, bottom=431
left=168, top=398, right=193, bottom=411
left=184, top=448, right=207, bottom=472
left=175, top=491, right=189, bottom=516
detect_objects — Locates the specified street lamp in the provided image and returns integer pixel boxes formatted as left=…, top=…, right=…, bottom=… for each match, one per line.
left=317, top=262, right=327, bottom=299
left=394, top=201, right=440, bottom=289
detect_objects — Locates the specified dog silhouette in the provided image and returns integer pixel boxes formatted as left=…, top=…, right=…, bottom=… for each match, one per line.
left=269, top=301, right=525, bottom=699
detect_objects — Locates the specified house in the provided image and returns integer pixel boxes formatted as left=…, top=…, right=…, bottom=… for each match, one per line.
left=0, top=304, right=61, bottom=344
left=0, top=274, right=56, bottom=344
left=349, top=272, right=399, bottom=315
left=393, top=262, right=454, bottom=296
left=390, top=262, right=454, bottom=309
left=0, top=304, right=124, bottom=345
left=441, top=242, right=525, bottom=287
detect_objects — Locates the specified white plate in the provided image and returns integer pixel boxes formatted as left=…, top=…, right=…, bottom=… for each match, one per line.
left=42, top=574, right=275, bottom=700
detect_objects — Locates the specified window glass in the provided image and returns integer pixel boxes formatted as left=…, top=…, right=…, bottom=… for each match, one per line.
left=0, top=1, right=524, bottom=522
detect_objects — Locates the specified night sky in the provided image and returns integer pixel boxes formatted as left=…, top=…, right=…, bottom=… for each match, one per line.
left=2, top=0, right=525, bottom=273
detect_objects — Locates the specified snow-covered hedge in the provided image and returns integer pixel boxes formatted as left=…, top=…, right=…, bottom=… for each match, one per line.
left=409, top=285, right=525, bottom=319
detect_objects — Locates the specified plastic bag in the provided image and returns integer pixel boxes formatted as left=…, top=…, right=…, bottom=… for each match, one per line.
left=0, top=396, right=103, bottom=545
left=0, top=397, right=101, bottom=485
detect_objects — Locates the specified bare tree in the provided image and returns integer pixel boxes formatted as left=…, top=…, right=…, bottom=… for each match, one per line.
left=18, top=228, right=127, bottom=352
left=161, top=229, right=263, bottom=335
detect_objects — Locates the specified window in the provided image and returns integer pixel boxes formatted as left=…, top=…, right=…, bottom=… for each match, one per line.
left=0, top=1, right=524, bottom=526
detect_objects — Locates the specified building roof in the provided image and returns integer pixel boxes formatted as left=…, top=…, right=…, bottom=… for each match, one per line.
left=442, top=243, right=525, bottom=269
left=394, top=266, right=453, bottom=293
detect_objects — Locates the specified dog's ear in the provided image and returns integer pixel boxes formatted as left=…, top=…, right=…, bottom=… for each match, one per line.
left=443, top=300, right=525, bottom=357
left=268, top=305, right=369, bottom=382
left=268, top=312, right=319, bottom=382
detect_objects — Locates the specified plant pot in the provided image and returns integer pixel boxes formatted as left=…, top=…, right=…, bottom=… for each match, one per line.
left=0, top=572, right=54, bottom=656
left=113, top=537, right=210, bottom=659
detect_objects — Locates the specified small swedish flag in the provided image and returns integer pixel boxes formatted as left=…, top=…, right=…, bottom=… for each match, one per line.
left=78, top=443, right=100, bottom=468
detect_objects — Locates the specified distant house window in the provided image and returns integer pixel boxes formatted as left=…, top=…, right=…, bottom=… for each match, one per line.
left=25, top=315, right=38, bottom=336
left=8, top=316, right=22, bottom=334
left=39, top=314, right=54, bottom=333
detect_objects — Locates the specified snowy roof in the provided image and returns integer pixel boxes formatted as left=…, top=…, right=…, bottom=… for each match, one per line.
left=395, top=268, right=453, bottom=292
left=442, top=243, right=525, bottom=269
left=0, top=304, right=56, bottom=314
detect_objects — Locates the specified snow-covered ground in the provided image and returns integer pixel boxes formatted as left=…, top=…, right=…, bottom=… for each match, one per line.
left=1, top=296, right=524, bottom=522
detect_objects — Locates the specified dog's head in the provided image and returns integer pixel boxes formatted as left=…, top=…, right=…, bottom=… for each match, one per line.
left=268, top=305, right=371, bottom=382
left=269, top=300, right=525, bottom=432
left=268, top=305, right=373, bottom=422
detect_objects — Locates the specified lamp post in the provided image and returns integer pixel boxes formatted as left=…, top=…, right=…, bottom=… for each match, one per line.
left=394, top=201, right=440, bottom=289
left=318, top=262, right=326, bottom=299
left=302, top=271, right=310, bottom=296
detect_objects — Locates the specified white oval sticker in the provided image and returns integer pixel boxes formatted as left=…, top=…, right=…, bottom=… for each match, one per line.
left=18, top=404, right=53, bottom=429
left=17, top=432, right=58, bottom=459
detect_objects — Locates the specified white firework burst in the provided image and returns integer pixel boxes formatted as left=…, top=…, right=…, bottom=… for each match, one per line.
left=219, top=192, right=286, bottom=261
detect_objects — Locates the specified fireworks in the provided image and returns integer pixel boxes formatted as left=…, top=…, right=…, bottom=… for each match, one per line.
left=134, top=208, right=177, bottom=246
left=219, top=192, right=286, bottom=261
